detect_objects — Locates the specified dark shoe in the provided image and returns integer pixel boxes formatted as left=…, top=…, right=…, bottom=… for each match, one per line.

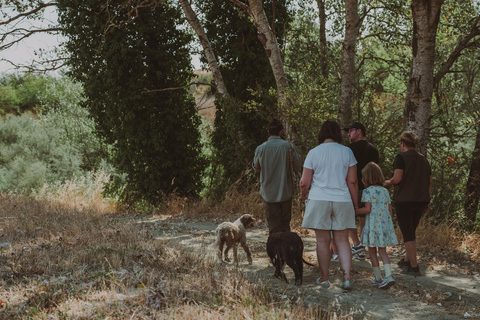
left=397, top=258, right=411, bottom=268
left=354, top=252, right=366, bottom=260
left=351, top=245, right=365, bottom=255
left=401, top=266, right=421, bottom=276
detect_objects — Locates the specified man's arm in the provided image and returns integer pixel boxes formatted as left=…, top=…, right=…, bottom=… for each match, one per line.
left=252, top=148, right=261, bottom=172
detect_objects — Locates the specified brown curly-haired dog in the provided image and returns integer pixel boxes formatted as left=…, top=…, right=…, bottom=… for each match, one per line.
left=267, top=227, right=315, bottom=286
left=214, top=214, right=256, bottom=265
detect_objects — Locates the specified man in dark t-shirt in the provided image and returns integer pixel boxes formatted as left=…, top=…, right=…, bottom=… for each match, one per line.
left=344, top=122, right=379, bottom=259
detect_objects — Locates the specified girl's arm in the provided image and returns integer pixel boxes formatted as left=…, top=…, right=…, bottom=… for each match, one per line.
left=355, top=202, right=371, bottom=215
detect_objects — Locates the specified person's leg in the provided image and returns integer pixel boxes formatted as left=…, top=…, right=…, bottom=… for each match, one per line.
left=264, top=199, right=292, bottom=233
left=279, top=197, right=293, bottom=232
left=397, top=203, right=426, bottom=269
left=378, top=247, right=393, bottom=278
left=369, top=247, right=379, bottom=267
left=314, top=229, right=331, bottom=282
left=369, top=247, right=382, bottom=282
left=395, top=203, right=413, bottom=264
left=406, top=204, right=426, bottom=268
left=377, top=247, right=391, bottom=265
left=333, top=229, right=351, bottom=281
left=404, top=241, right=418, bottom=267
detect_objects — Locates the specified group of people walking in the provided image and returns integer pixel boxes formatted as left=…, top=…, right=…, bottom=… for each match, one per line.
left=253, top=119, right=432, bottom=291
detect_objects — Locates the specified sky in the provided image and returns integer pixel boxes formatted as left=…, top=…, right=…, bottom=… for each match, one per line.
left=0, top=5, right=203, bottom=74
left=0, top=5, right=64, bottom=74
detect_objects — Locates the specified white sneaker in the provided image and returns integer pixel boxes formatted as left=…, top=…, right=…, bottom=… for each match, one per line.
left=331, top=253, right=339, bottom=262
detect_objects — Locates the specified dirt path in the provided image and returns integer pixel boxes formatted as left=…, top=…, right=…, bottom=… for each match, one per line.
left=144, top=216, right=480, bottom=320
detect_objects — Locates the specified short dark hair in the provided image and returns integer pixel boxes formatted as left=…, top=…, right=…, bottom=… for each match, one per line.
left=317, top=120, right=343, bottom=144
left=268, top=119, right=283, bottom=136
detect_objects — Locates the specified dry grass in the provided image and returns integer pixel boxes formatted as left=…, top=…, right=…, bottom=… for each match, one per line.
left=0, top=182, right=348, bottom=319
left=1, top=177, right=478, bottom=319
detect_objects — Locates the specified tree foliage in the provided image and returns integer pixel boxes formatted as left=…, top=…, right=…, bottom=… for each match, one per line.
left=0, top=113, right=83, bottom=192
left=0, top=73, right=48, bottom=114
left=195, top=0, right=293, bottom=199
left=57, top=0, right=205, bottom=203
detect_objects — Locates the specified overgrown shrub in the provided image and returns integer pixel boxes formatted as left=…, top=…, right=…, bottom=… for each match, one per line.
left=0, top=113, right=84, bottom=193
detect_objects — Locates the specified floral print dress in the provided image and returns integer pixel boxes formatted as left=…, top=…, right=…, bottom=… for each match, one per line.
left=360, top=186, right=398, bottom=247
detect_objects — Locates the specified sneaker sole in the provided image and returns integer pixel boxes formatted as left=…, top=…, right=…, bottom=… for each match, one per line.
left=379, top=280, right=395, bottom=289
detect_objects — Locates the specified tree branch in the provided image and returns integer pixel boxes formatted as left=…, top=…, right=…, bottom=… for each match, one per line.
left=0, top=2, right=58, bottom=26
left=0, top=27, right=62, bottom=51
left=141, top=82, right=216, bottom=93
left=434, top=15, right=480, bottom=86
left=228, top=0, right=251, bottom=15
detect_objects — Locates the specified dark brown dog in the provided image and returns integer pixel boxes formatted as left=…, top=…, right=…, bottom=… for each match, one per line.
left=267, top=228, right=314, bottom=286
left=214, top=214, right=256, bottom=265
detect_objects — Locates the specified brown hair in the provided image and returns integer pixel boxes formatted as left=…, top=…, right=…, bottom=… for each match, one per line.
left=361, top=162, right=385, bottom=188
left=317, top=120, right=343, bottom=144
left=400, top=131, right=418, bottom=148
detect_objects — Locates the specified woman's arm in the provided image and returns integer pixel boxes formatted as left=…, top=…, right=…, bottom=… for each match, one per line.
left=346, top=165, right=358, bottom=208
left=384, top=169, right=403, bottom=187
left=300, top=167, right=313, bottom=200
left=355, top=202, right=371, bottom=215
left=388, top=203, right=392, bottom=216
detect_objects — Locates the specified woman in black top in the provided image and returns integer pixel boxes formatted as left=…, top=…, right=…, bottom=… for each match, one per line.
left=384, top=131, right=432, bottom=276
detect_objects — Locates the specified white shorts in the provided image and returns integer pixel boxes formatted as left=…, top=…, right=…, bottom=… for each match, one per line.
left=302, top=199, right=355, bottom=230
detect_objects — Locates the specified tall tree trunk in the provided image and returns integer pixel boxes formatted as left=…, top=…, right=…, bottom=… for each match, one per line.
left=230, top=0, right=300, bottom=147
left=404, top=0, right=443, bottom=155
left=338, top=0, right=360, bottom=131
left=179, top=0, right=228, bottom=97
left=465, top=123, right=480, bottom=226
left=316, top=0, right=328, bottom=79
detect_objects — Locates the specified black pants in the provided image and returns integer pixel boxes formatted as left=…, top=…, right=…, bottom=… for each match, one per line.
left=395, top=202, right=428, bottom=242
left=264, top=197, right=292, bottom=233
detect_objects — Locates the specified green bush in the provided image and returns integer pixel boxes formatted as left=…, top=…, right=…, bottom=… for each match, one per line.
left=0, top=113, right=84, bottom=193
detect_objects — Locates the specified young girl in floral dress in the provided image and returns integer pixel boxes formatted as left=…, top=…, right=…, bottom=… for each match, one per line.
left=355, top=162, right=398, bottom=289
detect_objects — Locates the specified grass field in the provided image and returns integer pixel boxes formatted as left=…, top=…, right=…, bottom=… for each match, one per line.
left=0, top=183, right=479, bottom=319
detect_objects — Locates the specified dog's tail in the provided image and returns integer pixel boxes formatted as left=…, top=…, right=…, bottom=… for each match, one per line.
left=302, top=258, right=315, bottom=267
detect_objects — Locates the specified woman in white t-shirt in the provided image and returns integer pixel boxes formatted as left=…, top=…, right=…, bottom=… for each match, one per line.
left=300, top=120, right=358, bottom=291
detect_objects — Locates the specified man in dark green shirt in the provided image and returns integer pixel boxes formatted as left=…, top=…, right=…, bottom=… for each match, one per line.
left=253, top=120, right=301, bottom=233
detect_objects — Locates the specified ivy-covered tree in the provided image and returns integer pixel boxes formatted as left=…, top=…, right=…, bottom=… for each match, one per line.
left=196, top=0, right=293, bottom=199
left=57, top=0, right=205, bottom=203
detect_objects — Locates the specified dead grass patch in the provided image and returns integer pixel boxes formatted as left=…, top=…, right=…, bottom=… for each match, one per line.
left=0, top=192, right=348, bottom=319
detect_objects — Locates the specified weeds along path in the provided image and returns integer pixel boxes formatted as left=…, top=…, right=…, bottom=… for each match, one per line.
left=148, top=215, right=480, bottom=320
